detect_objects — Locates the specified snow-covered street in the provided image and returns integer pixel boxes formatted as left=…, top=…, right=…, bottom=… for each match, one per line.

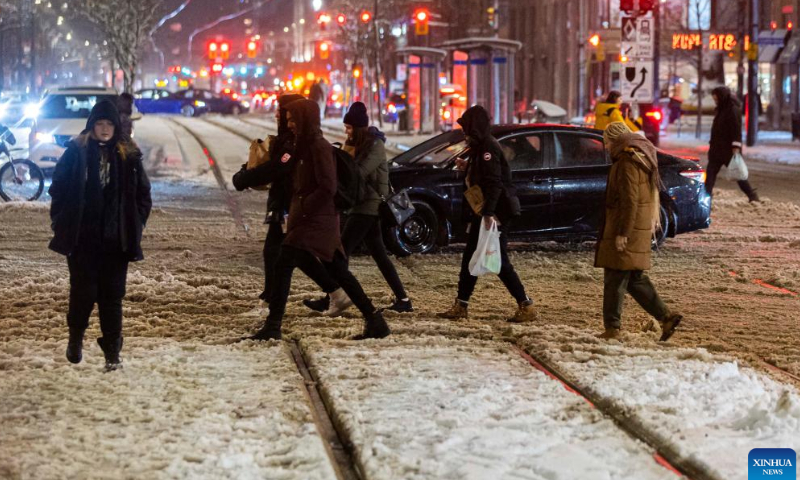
left=1, top=114, right=798, bottom=479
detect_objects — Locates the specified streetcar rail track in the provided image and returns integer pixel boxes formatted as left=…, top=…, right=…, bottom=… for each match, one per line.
left=289, top=342, right=362, bottom=480
left=165, top=117, right=250, bottom=236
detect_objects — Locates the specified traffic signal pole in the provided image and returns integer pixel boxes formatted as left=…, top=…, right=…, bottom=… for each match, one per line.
left=373, top=0, right=384, bottom=128
left=746, top=0, right=759, bottom=146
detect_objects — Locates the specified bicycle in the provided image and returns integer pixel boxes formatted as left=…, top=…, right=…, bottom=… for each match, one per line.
left=0, top=124, right=45, bottom=202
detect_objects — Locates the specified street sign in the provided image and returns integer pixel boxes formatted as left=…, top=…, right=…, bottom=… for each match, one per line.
left=621, top=14, right=654, bottom=59
left=621, top=61, right=654, bottom=102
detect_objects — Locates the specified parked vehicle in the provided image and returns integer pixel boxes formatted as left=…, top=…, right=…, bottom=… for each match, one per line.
left=134, top=88, right=208, bottom=117
left=383, top=124, right=711, bottom=256
left=28, top=86, right=118, bottom=173
left=174, top=89, right=247, bottom=115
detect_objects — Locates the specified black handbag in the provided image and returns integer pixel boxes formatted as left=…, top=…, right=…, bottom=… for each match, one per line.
left=380, top=187, right=415, bottom=227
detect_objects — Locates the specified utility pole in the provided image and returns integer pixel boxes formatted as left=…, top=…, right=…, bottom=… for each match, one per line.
left=373, top=0, right=383, bottom=128
left=746, top=0, right=758, bottom=146
left=577, top=0, right=587, bottom=116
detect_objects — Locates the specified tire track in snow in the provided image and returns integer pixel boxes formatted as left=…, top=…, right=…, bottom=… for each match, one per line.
left=166, top=118, right=251, bottom=236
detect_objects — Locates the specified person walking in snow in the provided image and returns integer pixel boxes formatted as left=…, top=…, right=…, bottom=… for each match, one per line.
left=233, top=93, right=327, bottom=308
left=593, top=91, right=625, bottom=131
left=706, top=86, right=759, bottom=202
left=594, top=121, right=683, bottom=341
left=436, top=105, right=537, bottom=323
left=242, top=99, right=391, bottom=341
left=49, top=100, right=152, bottom=371
left=303, top=102, right=413, bottom=315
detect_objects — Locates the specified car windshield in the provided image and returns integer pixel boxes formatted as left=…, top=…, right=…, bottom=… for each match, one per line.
left=40, top=94, right=118, bottom=119
left=391, top=130, right=468, bottom=166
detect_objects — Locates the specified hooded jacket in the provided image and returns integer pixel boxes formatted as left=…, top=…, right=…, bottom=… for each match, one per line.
left=282, top=99, right=343, bottom=262
left=594, top=102, right=625, bottom=131
left=595, top=122, right=660, bottom=271
left=458, top=105, right=520, bottom=222
left=349, top=126, right=389, bottom=216
left=709, top=87, right=742, bottom=166
left=232, top=93, right=305, bottom=222
left=49, top=132, right=152, bottom=261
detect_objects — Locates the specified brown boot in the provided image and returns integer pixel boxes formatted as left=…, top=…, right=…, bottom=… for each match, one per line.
left=507, top=300, right=537, bottom=323
left=597, top=327, right=621, bottom=340
left=437, top=300, right=468, bottom=320
left=659, top=313, right=683, bottom=342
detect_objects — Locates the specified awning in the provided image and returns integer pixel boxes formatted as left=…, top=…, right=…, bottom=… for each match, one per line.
left=778, top=33, right=800, bottom=64
left=758, top=29, right=789, bottom=63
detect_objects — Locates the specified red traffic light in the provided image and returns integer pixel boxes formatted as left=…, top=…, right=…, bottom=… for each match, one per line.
left=336, top=13, right=346, bottom=25
left=360, top=10, right=372, bottom=23
left=415, top=9, right=428, bottom=22
left=220, top=42, right=229, bottom=52
left=317, top=12, right=331, bottom=24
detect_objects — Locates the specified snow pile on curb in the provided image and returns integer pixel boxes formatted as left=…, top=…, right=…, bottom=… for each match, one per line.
left=302, top=336, right=677, bottom=480
left=0, top=339, right=336, bottom=480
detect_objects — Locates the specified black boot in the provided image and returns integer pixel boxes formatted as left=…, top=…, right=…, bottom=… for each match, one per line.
left=97, top=337, right=123, bottom=371
left=66, top=328, right=84, bottom=364
left=303, top=294, right=330, bottom=312
left=738, top=180, right=760, bottom=202
left=241, top=324, right=282, bottom=342
left=353, top=310, right=391, bottom=340
left=384, top=298, right=413, bottom=313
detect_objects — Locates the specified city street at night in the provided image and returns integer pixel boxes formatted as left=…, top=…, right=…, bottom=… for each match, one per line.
left=1, top=0, right=799, bottom=479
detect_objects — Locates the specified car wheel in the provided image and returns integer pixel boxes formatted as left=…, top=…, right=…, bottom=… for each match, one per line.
left=181, top=105, right=195, bottom=117
left=652, top=204, right=670, bottom=249
left=385, top=200, right=439, bottom=256
left=230, top=105, right=241, bottom=115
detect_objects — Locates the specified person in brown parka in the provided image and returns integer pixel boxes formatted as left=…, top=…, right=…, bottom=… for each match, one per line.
left=594, top=121, right=683, bottom=341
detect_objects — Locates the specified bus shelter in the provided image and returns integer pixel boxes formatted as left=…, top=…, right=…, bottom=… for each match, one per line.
left=394, top=47, right=447, bottom=133
left=440, top=38, right=522, bottom=124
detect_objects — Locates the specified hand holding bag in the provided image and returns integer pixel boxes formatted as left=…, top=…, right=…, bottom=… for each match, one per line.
left=724, top=152, right=749, bottom=181
left=246, top=137, right=272, bottom=191
left=468, top=220, right=502, bottom=276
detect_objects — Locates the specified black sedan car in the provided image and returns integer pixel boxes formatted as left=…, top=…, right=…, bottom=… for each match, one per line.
left=383, top=124, right=711, bottom=256
left=175, top=89, right=247, bottom=115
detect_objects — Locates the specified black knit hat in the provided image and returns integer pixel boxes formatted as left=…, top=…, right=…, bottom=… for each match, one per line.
left=86, top=99, right=122, bottom=134
left=343, top=101, right=369, bottom=128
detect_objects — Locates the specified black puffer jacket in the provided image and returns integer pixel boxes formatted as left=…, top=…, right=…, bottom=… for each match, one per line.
left=49, top=133, right=152, bottom=261
left=458, top=105, right=520, bottom=223
left=709, top=87, right=743, bottom=166
left=232, top=94, right=304, bottom=222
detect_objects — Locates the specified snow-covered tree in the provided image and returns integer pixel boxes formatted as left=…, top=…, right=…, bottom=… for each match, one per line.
left=68, top=0, right=172, bottom=92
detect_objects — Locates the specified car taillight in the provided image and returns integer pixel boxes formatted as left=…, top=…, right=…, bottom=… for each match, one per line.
left=680, top=170, right=706, bottom=183
left=645, top=110, right=662, bottom=122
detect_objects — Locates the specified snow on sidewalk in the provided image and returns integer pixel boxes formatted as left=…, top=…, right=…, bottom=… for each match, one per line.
left=518, top=326, right=800, bottom=480
left=301, top=336, right=677, bottom=480
left=661, top=129, right=800, bottom=166
left=0, top=339, right=337, bottom=480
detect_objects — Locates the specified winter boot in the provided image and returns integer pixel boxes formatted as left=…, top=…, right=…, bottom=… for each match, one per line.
left=243, top=324, right=282, bottom=342
left=303, top=295, right=330, bottom=313
left=384, top=298, right=413, bottom=313
left=353, top=310, right=391, bottom=340
left=507, top=299, right=537, bottom=323
left=323, top=289, right=353, bottom=317
left=97, top=337, right=123, bottom=372
left=597, top=328, right=621, bottom=340
left=436, top=299, right=468, bottom=320
left=747, top=190, right=761, bottom=203
left=658, top=313, right=683, bottom=342
left=66, top=328, right=85, bottom=364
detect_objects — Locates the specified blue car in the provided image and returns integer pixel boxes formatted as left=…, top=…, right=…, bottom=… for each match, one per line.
left=134, top=89, right=209, bottom=117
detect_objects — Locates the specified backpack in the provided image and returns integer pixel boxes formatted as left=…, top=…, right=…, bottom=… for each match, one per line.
left=332, top=146, right=365, bottom=210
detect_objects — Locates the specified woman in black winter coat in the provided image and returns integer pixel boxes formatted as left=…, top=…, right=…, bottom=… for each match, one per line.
left=706, top=86, right=759, bottom=202
left=49, top=100, right=152, bottom=371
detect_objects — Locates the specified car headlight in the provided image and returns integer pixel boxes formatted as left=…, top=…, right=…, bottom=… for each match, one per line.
left=35, top=132, right=56, bottom=144
left=24, top=103, right=41, bottom=119
left=242, top=101, right=250, bottom=108
left=194, top=101, right=206, bottom=107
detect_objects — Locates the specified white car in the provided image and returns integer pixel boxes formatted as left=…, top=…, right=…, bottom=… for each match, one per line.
left=28, top=87, right=118, bottom=171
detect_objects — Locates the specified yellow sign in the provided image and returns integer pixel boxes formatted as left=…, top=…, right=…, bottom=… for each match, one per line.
left=747, top=43, right=759, bottom=61
left=416, top=21, right=429, bottom=35
left=596, top=49, right=606, bottom=61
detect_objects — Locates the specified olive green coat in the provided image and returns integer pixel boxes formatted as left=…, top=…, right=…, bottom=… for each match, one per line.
left=595, top=151, right=655, bottom=271
left=350, top=138, right=390, bottom=216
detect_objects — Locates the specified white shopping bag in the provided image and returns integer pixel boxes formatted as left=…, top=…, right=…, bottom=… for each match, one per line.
left=468, top=220, right=502, bottom=276
left=724, top=152, right=749, bottom=181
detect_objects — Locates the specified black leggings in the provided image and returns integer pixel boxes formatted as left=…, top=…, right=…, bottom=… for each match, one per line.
left=457, top=216, right=528, bottom=304
left=340, top=214, right=408, bottom=300
left=66, top=249, right=129, bottom=339
left=262, top=222, right=284, bottom=301
left=706, top=156, right=757, bottom=198
left=266, top=246, right=376, bottom=330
